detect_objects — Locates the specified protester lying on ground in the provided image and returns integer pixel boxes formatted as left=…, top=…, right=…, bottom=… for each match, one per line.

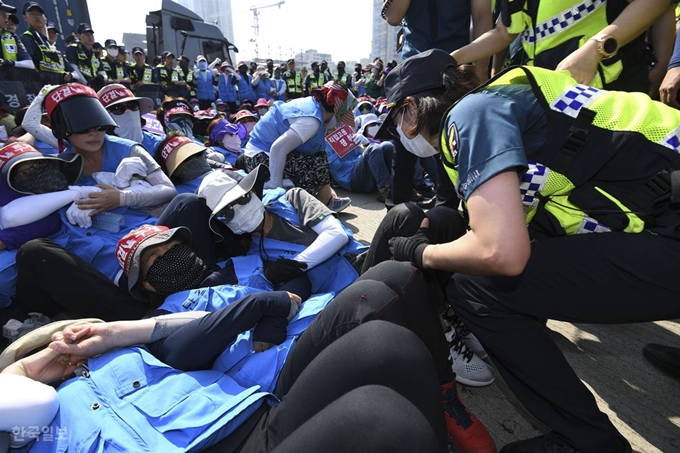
left=204, top=118, right=245, bottom=166
left=384, top=48, right=680, bottom=453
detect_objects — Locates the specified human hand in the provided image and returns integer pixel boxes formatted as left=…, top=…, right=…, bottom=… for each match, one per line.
left=648, top=64, right=666, bottom=100
left=63, top=72, right=72, bottom=83
left=555, top=40, right=601, bottom=85
left=351, top=133, right=370, bottom=146
left=135, top=80, right=144, bottom=89
left=659, top=66, right=680, bottom=108
left=68, top=185, right=102, bottom=200
left=66, top=201, right=94, bottom=228
left=49, top=323, right=114, bottom=359
left=6, top=348, right=84, bottom=384
left=388, top=218, right=431, bottom=269
left=286, top=292, right=302, bottom=321
left=75, top=183, right=121, bottom=216
left=265, top=258, right=308, bottom=285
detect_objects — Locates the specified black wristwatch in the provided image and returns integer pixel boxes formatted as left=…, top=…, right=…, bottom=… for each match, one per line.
left=590, top=34, right=618, bottom=59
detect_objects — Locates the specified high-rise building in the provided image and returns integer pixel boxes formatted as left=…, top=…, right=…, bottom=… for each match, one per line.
left=173, top=0, right=235, bottom=52
left=370, top=0, right=401, bottom=63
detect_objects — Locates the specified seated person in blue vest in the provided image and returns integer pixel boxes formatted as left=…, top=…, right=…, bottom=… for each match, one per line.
left=205, top=118, right=245, bottom=166
left=0, top=143, right=83, bottom=309
left=328, top=113, right=394, bottom=203
left=252, top=64, right=273, bottom=101
left=236, top=60, right=257, bottom=104
left=255, top=97, right=270, bottom=118
left=0, top=234, right=495, bottom=453
left=218, top=62, right=241, bottom=113
left=232, top=108, right=258, bottom=147
left=97, top=84, right=163, bottom=158
left=194, top=54, right=218, bottom=110
left=381, top=49, right=680, bottom=452
left=154, top=133, right=222, bottom=195
left=239, top=82, right=354, bottom=213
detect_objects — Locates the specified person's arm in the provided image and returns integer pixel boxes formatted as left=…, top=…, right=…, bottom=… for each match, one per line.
left=648, top=5, right=676, bottom=98
left=383, top=0, right=411, bottom=25
left=471, top=0, right=494, bottom=81
left=0, top=189, right=77, bottom=229
left=421, top=170, right=530, bottom=275
left=295, top=215, right=349, bottom=268
left=452, top=19, right=517, bottom=65
left=555, top=0, right=673, bottom=85
left=266, top=128, right=305, bottom=188
left=13, top=35, right=35, bottom=70
left=21, top=88, right=59, bottom=149
left=660, top=30, right=680, bottom=107
left=278, top=79, right=288, bottom=97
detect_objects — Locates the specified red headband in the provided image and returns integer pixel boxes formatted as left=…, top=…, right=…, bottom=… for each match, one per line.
left=44, top=84, right=98, bottom=116
left=159, top=136, right=194, bottom=162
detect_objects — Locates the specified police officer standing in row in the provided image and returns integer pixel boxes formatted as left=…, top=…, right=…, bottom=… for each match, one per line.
left=334, top=61, right=352, bottom=90
left=129, top=46, right=153, bottom=93
left=65, top=23, right=107, bottom=90
left=283, top=58, right=302, bottom=100
left=0, top=1, right=34, bottom=70
left=153, top=51, right=186, bottom=95
left=19, top=1, right=70, bottom=84
left=101, top=38, right=130, bottom=86
left=177, top=55, right=196, bottom=99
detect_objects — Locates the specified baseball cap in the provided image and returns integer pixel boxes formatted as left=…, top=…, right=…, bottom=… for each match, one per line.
left=97, top=84, right=154, bottom=115
left=162, top=51, right=175, bottom=59
left=254, top=98, right=269, bottom=109
left=118, top=45, right=127, bottom=54
left=116, top=225, right=192, bottom=300
left=160, top=99, right=194, bottom=126
left=0, top=1, right=16, bottom=14
left=76, top=23, right=94, bottom=34
left=0, top=142, right=83, bottom=194
left=286, top=58, right=295, bottom=65
left=7, top=13, right=18, bottom=24
left=104, top=39, right=117, bottom=48
left=46, top=22, right=59, bottom=33
left=64, top=35, right=79, bottom=45
left=158, top=135, right=206, bottom=178
left=374, top=49, right=457, bottom=140
left=132, top=47, right=145, bottom=56
left=21, top=1, right=43, bottom=14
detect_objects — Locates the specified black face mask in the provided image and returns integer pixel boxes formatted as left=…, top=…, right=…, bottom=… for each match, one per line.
left=11, top=161, right=69, bottom=194
left=144, top=243, right=209, bottom=295
left=172, top=154, right=211, bottom=184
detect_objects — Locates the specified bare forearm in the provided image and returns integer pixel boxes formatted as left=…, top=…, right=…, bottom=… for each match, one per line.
left=471, top=0, right=494, bottom=72
left=383, top=0, right=411, bottom=25
left=452, top=22, right=516, bottom=65
left=597, top=0, right=671, bottom=47
left=649, top=5, right=676, bottom=69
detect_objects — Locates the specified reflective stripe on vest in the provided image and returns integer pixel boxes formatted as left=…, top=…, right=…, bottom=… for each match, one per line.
left=440, top=66, right=680, bottom=238
left=1, top=31, right=18, bottom=61
left=23, top=29, right=65, bottom=73
left=309, top=73, right=327, bottom=90
left=76, top=45, right=99, bottom=79
left=284, top=71, right=302, bottom=93
left=521, top=0, right=606, bottom=45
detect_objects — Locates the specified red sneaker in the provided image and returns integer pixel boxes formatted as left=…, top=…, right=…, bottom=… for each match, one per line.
left=442, top=380, right=497, bottom=453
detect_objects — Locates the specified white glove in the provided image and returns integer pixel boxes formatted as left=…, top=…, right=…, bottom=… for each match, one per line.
left=113, top=157, right=148, bottom=188
left=65, top=202, right=94, bottom=228
left=68, top=185, right=102, bottom=200
left=206, top=150, right=225, bottom=163
left=213, top=58, right=221, bottom=65
left=351, top=133, right=369, bottom=146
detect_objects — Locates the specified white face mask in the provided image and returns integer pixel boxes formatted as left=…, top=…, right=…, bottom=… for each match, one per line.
left=107, top=48, right=119, bottom=58
left=257, top=108, right=268, bottom=117
left=396, top=110, right=438, bottom=158
left=365, top=124, right=380, bottom=138
left=113, top=109, right=144, bottom=143
left=198, top=61, right=208, bottom=71
left=221, top=134, right=241, bottom=153
left=224, top=194, right=265, bottom=234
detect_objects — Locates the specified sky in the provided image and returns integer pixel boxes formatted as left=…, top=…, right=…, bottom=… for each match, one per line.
left=88, top=0, right=374, bottom=63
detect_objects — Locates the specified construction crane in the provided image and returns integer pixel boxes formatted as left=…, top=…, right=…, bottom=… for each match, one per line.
left=249, top=0, right=285, bottom=59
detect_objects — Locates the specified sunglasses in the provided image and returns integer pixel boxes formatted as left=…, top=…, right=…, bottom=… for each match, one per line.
left=67, top=125, right=109, bottom=136
left=215, top=192, right=252, bottom=222
left=108, top=101, right=140, bottom=116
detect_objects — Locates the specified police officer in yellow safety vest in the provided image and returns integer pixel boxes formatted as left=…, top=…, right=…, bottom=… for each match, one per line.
left=283, top=58, right=303, bottom=100
left=381, top=49, right=680, bottom=453
left=305, top=61, right=327, bottom=92
left=153, top=51, right=187, bottom=94
left=451, top=0, right=676, bottom=94
left=65, top=23, right=107, bottom=90
left=0, top=1, right=35, bottom=70
left=129, top=46, right=153, bottom=92
left=101, top=39, right=131, bottom=86
left=20, top=1, right=69, bottom=83
left=178, top=55, right=197, bottom=99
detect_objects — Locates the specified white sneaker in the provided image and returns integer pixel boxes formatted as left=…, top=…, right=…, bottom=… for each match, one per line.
left=446, top=329, right=495, bottom=387
left=2, top=313, right=52, bottom=343
left=442, top=309, right=487, bottom=359
left=327, top=196, right=351, bottom=213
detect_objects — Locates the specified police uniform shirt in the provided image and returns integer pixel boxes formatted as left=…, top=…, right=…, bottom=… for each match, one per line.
left=20, top=29, right=61, bottom=70
left=101, top=56, right=128, bottom=80
left=1, top=29, right=31, bottom=61
left=65, top=43, right=101, bottom=80
left=445, top=84, right=546, bottom=201
left=129, top=63, right=153, bottom=85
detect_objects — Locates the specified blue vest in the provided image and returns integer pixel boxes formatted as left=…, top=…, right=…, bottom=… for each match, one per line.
left=254, top=77, right=271, bottom=100
left=327, top=142, right=361, bottom=191
left=249, top=98, right=326, bottom=156
left=218, top=73, right=238, bottom=103
left=248, top=189, right=366, bottom=294
left=196, top=70, right=216, bottom=101
left=237, top=75, right=256, bottom=103
left=272, top=78, right=286, bottom=102
left=212, top=145, right=241, bottom=166
left=33, top=139, right=58, bottom=154
left=141, top=131, right=164, bottom=158
left=175, top=171, right=212, bottom=195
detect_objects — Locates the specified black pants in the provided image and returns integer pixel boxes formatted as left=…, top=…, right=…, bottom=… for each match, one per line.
left=156, top=193, right=247, bottom=265
left=12, top=239, right=148, bottom=321
left=447, top=232, right=680, bottom=452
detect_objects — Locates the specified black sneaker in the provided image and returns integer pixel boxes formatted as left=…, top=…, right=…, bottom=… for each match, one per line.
left=500, top=434, right=631, bottom=453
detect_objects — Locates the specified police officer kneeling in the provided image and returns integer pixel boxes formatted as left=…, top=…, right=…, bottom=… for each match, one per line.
left=383, top=49, right=680, bottom=453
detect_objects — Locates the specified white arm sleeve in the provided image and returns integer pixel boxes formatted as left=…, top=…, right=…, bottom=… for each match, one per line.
left=22, top=91, right=59, bottom=149
left=0, top=190, right=76, bottom=229
left=278, top=80, right=288, bottom=96
left=266, top=128, right=304, bottom=188
left=251, top=75, right=260, bottom=86
left=14, top=59, right=35, bottom=70
left=119, top=170, right=176, bottom=208
left=295, top=215, right=349, bottom=269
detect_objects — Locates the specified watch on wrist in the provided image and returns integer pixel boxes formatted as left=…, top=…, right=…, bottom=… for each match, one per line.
left=590, top=34, right=618, bottom=59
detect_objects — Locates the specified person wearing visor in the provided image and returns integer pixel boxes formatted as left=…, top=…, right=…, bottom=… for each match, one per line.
left=355, top=97, right=375, bottom=116
left=381, top=48, right=680, bottom=452
left=156, top=97, right=199, bottom=139
left=217, top=62, right=240, bottom=113
left=97, top=84, right=162, bottom=157
left=65, top=23, right=106, bottom=90
left=205, top=118, right=245, bottom=166
left=254, top=97, right=270, bottom=118
left=242, top=81, right=355, bottom=213
left=128, top=46, right=153, bottom=91
left=154, top=133, right=217, bottom=194
left=100, top=38, right=130, bottom=86
left=0, top=1, right=34, bottom=70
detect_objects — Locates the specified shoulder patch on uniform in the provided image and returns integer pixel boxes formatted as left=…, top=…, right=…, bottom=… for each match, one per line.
left=448, top=122, right=460, bottom=168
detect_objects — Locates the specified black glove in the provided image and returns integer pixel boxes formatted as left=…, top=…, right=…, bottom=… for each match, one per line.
left=265, top=258, right=308, bottom=285
left=388, top=226, right=431, bottom=270
left=0, top=59, right=15, bottom=67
